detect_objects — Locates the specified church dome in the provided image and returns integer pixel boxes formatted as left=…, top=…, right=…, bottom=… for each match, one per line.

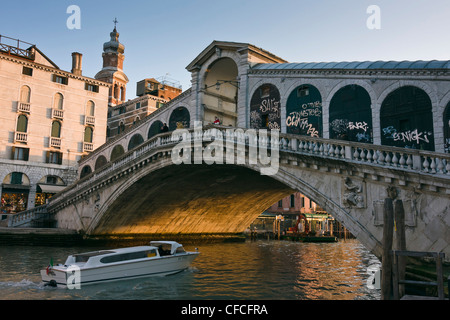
left=103, top=27, right=125, bottom=54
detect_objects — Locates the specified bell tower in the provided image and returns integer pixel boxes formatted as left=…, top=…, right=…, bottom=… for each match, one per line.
left=95, top=19, right=129, bottom=107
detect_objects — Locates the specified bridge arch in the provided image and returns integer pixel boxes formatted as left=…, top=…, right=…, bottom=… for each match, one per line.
left=202, top=57, right=239, bottom=126
left=380, top=85, right=435, bottom=151
left=80, top=165, right=92, bottom=179
left=249, top=83, right=281, bottom=130
left=82, top=159, right=382, bottom=257
left=169, top=106, right=190, bottom=130
left=147, top=120, right=164, bottom=139
left=285, top=84, right=323, bottom=137
left=95, top=155, right=108, bottom=170
left=444, top=101, right=450, bottom=153
left=110, top=144, right=125, bottom=162
left=127, top=133, right=144, bottom=151
left=329, top=84, right=373, bottom=143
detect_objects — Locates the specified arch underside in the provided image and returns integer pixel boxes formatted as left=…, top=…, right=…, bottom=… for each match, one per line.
left=92, top=164, right=296, bottom=235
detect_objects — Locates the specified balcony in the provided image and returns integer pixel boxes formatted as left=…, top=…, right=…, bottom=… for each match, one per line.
left=18, top=102, right=30, bottom=113
left=14, top=131, right=27, bottom=143
left=85, top=116, right=95, bottom=126
left=83, top=142, right=94, bottom=153
left=50, top=137, right=61, bottom=148
left=52, top=108, right=64, bottom=119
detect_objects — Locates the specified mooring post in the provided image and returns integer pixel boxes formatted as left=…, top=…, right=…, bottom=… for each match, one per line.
left=394, top=199, right=406, bottom=298
left=381, top=198, right=394, bottom=300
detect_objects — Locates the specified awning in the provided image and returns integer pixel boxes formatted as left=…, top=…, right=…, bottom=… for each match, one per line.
left=37, top=184, right=66, bottom=194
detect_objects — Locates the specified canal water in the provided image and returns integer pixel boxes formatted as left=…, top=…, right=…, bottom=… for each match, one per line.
left=0, top=239, right=381, bottom=300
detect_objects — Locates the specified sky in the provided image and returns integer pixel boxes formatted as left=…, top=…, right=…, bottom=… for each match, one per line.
left=1, top=0, right=449, bottom=98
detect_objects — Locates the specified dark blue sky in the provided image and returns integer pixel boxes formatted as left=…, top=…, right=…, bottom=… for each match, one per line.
left=1, top=0, right=449, bottom=98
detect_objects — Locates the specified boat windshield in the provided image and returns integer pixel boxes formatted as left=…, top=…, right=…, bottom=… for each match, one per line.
left=74, top=251, right=115, bottom=263
left=100, top=250, right=157, bottom=264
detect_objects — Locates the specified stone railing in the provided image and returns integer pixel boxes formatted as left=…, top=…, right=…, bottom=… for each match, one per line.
left=277, top=133, right=450, bottom=176
left=8, top=205, right=48, bottom=227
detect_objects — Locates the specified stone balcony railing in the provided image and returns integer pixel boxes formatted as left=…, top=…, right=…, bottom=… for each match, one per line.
left=18, top=102, right=30, bottom=113
left=14, top=131, right=27, bottom=143
left=52, top=108, right=64, bottom=119
left=83, top=142, right=94, bottom=153
left=50, top=137, right=61, bottom=148
left=85, top=116, right=95, bottom=126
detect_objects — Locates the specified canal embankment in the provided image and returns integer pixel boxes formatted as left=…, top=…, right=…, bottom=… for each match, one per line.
left=0, top=228, right=245, bottom=247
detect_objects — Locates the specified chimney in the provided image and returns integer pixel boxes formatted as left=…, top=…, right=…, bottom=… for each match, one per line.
left=71, top=52, right=82, bottom=76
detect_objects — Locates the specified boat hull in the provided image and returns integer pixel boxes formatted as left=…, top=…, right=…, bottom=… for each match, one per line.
left=41, top=252, right=199, bottom=287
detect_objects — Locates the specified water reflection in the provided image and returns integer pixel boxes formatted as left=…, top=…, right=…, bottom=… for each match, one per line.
left=0, top=239, right=380, bottom=300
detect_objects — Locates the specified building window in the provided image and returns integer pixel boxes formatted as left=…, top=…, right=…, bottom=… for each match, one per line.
left=136, top=102, right=141, bottom=109
left=46, top=151, right=63, bottom=164
left=290, top=194, right=295, bottom=208
left=85, top=83, right=99, bottom=93
left=22, top=66, right=33, bottom=76
left=53, top=93, right=64, bottom=110
left=52, top=74, right=68, bottom=85
left=51, top=121, right=62, bottom=138
left=278, top=200, right=282, bottom=208
left=11, top=172, right=23, bottom=185
left=20, top=85, right=31, bottom=103
left=16, top=114, right=28, bottom=132
left=297, top=86, right=310, bottom=97
left=84, top=126, right=93, bottom=143
left=11, top=147, right=29, bottom=161
left=86, top=100, right=95, bottom=116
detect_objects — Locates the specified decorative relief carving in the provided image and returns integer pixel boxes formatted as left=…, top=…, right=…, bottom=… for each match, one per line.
left=342, top=177, right=365, bottom=208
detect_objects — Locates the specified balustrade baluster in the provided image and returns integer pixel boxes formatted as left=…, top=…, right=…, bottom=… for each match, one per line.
left=385, top=152, right=392, bottom=166
left=422, top=157, right=430, bottom=173
left=353, top=148, right=360, bottom=161
left=430, top=158, right=436, bottom=173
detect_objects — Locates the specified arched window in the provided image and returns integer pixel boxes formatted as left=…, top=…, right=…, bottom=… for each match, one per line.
left=445, top=102, right=450, bottom=153
left=128, top=134, right=144, bottom=151
left=110, top=144, right=125, bottom=162
left=51, top=121, right=62, bottom=138
left=329, top=85, right=373, bottom=143
left=20, top=85, right=31, bottom=103
left=80, top=166, right=92, bottom=179
left=53, top=93, right=64, bottom=110
left=114, top=84, right=119, bottom=99
left=84, top=127, right=93, bottom=143
left=95, top=155, right=108, bottom=170
left=148, top=120, right=164, bottom=139
left=16, top=114, right=28, bottom=132
left=118, top=122, right=125, bottom=134
left=120, top=86, right=125, bottom=101
left=380, top=86, right=434, bottom=151
left=249, top=84, right=281, bottom=130
left=286, top=84, right=322, bottom=137
left=86, top=100, right=95, bottom=116
left=169, top=107, right=190, bottom=131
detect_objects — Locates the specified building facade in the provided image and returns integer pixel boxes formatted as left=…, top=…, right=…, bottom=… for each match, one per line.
left=107, top=93, right=168, bottom=139
left=0, top=35, right=110, bottom=219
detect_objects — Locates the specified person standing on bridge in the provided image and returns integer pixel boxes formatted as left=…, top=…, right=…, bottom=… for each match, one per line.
left=161, top=123, right=169, bottom=132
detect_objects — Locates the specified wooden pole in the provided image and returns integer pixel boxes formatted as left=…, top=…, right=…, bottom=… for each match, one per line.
left=394, top=199, right=406, bottom=298
left=381, top=198, right=394, bottom=300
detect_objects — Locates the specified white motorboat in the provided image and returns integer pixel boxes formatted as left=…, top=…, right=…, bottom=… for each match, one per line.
left=40, top=241, right=199, bottom=287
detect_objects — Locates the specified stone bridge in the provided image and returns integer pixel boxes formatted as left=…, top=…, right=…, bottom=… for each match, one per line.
left=16, top=124, right=449, bottom=261
left=9, top=40, right=450, bottom=261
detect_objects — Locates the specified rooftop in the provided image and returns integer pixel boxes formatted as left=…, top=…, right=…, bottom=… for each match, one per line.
left=252, top=60, right=450, bottom=71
